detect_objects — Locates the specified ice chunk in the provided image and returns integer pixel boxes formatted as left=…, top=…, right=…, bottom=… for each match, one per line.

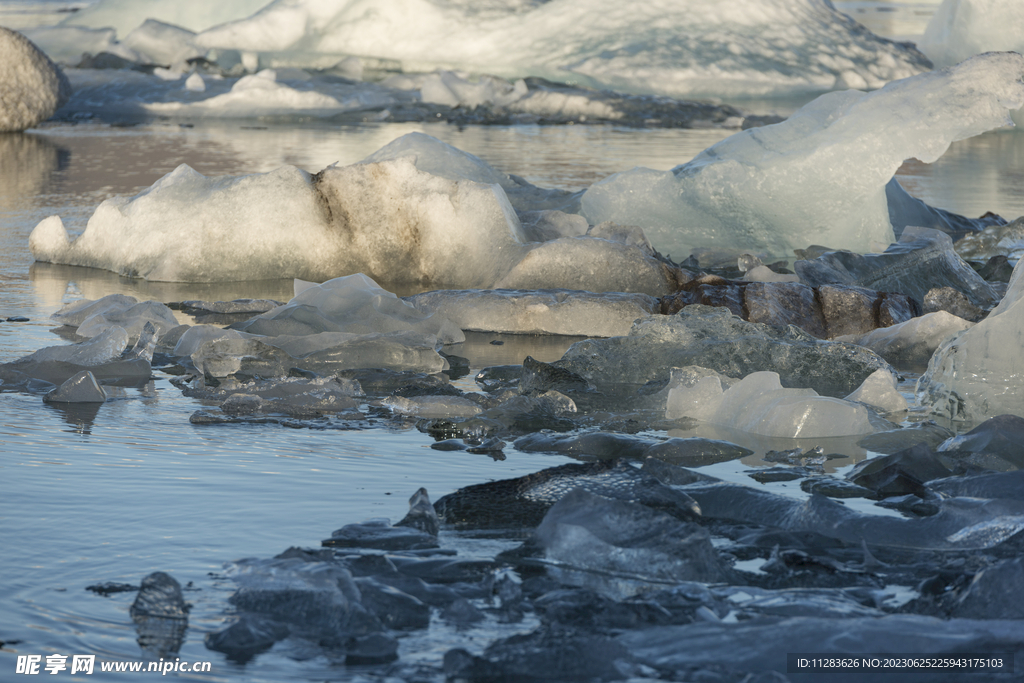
left=920, top=0, right=1024, bottom=69
left=937, top=414, right=1024, bottom=469
left=494, top=237, right=683, bottom=295
left=195, top=330, right=447, bottom=378
left=43, top=370, right=107, bottom=403
left=405, top=289, right=657, bottom=337
left=532, top=488, right=726, bottom=583
left=52, top=294, right=138, bottom=327
left=554, top=305, right=893, bottom=398
left=843, top=369, right=907, bottom=414
left=917, top=257, right=1024, bottom=421
left=31, top=154, right=528, bottom=288
left=0, top=28, right=72, bottom=132
left=666, top=371, right=876, bottom=438
left=193, top=0, right=928, bottom=100
left=234, top=274, right=464, bottom=344
left=19, top=325, right=129, bottom=365
left=77, top=300, right=179, bottom=340
left=954, top=557, right=1024, bottom=619
left=797, top=226, right=1000, bottom=308
left=173, top=325, right=248, bottom=359
left=837, top=311, right=974, bottom=370
left=383, top=395, right=482, bottom=419
left=581, top=54, right=1024, bottom=259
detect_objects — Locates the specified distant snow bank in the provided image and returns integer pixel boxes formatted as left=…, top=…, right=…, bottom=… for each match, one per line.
left=46, top=0, right=931, bottom=100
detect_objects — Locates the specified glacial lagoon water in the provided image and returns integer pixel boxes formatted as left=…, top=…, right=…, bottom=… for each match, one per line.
left=4, top=1, right=1024, bottom=681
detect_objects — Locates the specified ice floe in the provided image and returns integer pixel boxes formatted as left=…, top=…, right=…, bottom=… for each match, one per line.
left=581, top=53, right=1024, bottom=260
left=0, top=27, right=72, bottom=131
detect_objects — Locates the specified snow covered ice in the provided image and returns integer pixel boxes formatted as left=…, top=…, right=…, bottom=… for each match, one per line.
left=582, top=53, right=1024, bottom=260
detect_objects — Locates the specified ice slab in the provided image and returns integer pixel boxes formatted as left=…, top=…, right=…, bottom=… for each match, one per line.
left=837, top=311, right=974, bottom=370
left=192, top=0, right=929, bottom=100
left=581, top=54, right=1024, bottom=260
left=404, top=289, right=658, bottom=337
left=383, top=395, right=482, bottom=419
left=665, top=370, right=877, bottom=438
left=234, top=274, right=464, bottom=344
left=551, top=305, right=894, bottom=398
left=917, top=256, right=1024, bottom=421
left=0, top=27, right=72, bottom=132
left=796, top=226, right=1000, bottom=308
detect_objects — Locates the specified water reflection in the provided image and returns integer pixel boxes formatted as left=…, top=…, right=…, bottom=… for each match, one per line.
left=43, top=400, right=103, bottom=435
left=0, top=133, right=69, bottom=212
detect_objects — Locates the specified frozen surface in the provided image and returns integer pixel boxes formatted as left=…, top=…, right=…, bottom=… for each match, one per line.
left=581, top=54, right=1024, bottom=260
left=16, top=325, right=128, bottom=365
left=191, top=0, right=929, bottom=100
left=918, top=256, right=1024, bottom=421
left=919, top=0, right=1024, bottom=68
left=665, top=370, right=877, bottom=438
left=0, top=27, right=71, bottom=131
left=405, top=289, right=657, bottom=337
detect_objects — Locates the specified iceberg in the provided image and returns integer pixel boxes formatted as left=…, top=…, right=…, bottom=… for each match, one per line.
left=580, top=53, right=1024, bottom=260
left=192, top=0, right=929, bottom=100
left=0, top=27, right=72, bottom=132
left=918, top=256, right=1024, bottom=421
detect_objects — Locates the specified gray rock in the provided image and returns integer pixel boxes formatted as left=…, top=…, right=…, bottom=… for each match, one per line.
left=923, top=286, right=985, bottom=322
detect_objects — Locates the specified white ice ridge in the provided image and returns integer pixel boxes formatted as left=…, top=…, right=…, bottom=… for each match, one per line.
left=918, top=256, right=1024, bottom=422
left=188, top=0, right=928, bottom=99
left=28, top=133, right=681, bottom=294
left=61, top=0, right=270, bottom=37
left=665, top=370, right=878, bottom=438
left=920, top=0, right=1024, bottom=68
left=581, top=53, right=1024, bottom=260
